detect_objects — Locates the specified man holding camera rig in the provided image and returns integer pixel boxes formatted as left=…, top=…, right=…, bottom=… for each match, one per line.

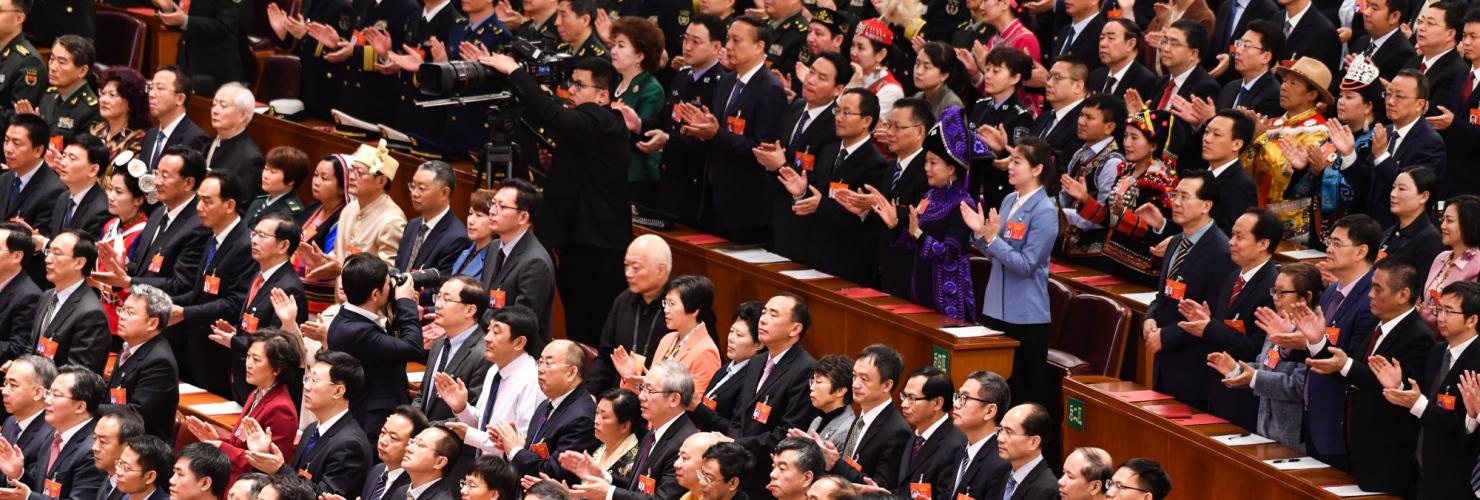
left=476, top=52, right=631, bottom=349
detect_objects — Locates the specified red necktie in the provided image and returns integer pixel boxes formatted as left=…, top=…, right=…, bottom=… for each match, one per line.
left=1420, top=62, right=1429, bottom=73
left=1228, top=277, right=1246, bottom=308
left=45, top=434, right=61, bottom=474
left=1463, top=70, right=1475, bottom=105
left=1364, top=325, right=1383, bottom=357
left=246, top=273, right=265, bottom=307
left=1158, top=82, right=1176, bottom=110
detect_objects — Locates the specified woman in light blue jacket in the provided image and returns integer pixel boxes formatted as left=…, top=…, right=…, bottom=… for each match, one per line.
left=962, top=136, right=1060, bottom=407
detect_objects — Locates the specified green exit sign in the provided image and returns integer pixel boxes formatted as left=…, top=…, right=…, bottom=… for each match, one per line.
left=932, top=345, right=949, bottom=371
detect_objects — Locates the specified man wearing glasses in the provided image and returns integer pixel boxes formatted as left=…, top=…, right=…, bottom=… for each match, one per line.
left=1104, top=458, right=1171, bottom=500
left=137, top=68, right=210, bottom=172
left=0, top=365, right=107, bottom=499
left=401, top=426, right=463, bottom=500
left=792, top=88, right=890, bottom=286
left=988, top=403, right=1057, bottom=500
left=217, top=212, right=308, bottom=403
left=249, top=351, right=372, bottom=496
left=414, top=276, right=493, bottom=422
left=946, top=371, right=1012, bottom=499
left=1210, top=20, right=1284, bottom=120
left=562, top=359, right=697, bottom=500
left=111, top=435, right=172, bottom=500
left=1358, top=69, right=1445, bottom=227
left=493, top=340, right=598, bottom=484
left=105, top=284, right=180, bottom=441
left=479, top=178, right=554, bottom=353
left=893, top=366, right=966, bottom=500
left=31, top=230, right=109, bottom=375
left=0, top=355, right=56, bottom=489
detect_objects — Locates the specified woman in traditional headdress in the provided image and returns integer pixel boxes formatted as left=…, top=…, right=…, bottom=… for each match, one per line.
left=849, top=19, right=906, bottom=115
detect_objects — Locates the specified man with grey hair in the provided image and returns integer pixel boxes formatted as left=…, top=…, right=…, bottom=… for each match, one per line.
left=107, top=284, right=180, bottom=441
left=586, top=234, right=672, bottom=394
left=203, top=82, right=264, bottom=206
left=0, top=355, right=56, bottom=486
left=1059, top=447, right=1112, bottom=500
left=563, top=359, right=697, bottom=500
left=395, top=160, right=469, bottom=306
left=494, top=340, right=598, bottom=483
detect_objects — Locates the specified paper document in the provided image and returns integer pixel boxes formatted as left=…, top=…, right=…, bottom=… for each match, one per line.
left=178, top=383, right=206, bottom=395
left=716, top=248, right=789, bottom=264
left=941, top=326, right=1002, bottom=338
left=407, top=372, right=425, bottom=383
left=1212, top=434, right=1275, bottom=446
left=1323, top=485, right=1387, bottom=497
left=1280, top=249, right=1328, bottom=260
left=1122, top=292, right=1158, bottom=305
left=780, top=269, right=834, bottom=280
left=190, top=401, right=244, bottom=416
left=1263, top=457, right=1328, bottom=470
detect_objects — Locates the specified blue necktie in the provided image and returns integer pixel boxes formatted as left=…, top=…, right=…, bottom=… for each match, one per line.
left=1234, top=85, right=1248, bottom=107
left=1224, top=0, right=1243, bottom=48
left=62, top=199, right=75, bottom=228
left=150, top=132, right=166, bottom=171
left=1002, top=476, right=1017, bottom=500
left=790, top=111, right=811, bottom=147
left=5, top=178, right=19, bottom=216
left=1060, top=29, right=1076, bottom=56
left=478, top=373, right=503, bottom=429
left=204, top=237, right=219, bottom=270
left=300, top=426, right=321, bottom=459
left=725, top=80, right=745, bottom=114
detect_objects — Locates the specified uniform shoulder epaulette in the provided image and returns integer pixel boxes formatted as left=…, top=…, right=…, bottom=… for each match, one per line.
left=45, top=86, right=57, bottom=93
left=15, top=45, right=28, bottom=56
left=287, top=198, right=304, bottom=212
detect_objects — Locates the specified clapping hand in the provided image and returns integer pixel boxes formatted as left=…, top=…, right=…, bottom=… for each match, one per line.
left=209, top=319, right=237, bottom=348
left=1305, top=346, right=1348, bottom=375
left=1459, top=370, right=1480, bottom=418
left=184, top=415, right=224, bottom=444
left=960, top=200, right=988, bottom=239
left=1175, top=300, right=1212, bottom=337
left=1059, top=174, right=1090, bottom=204
left=433, top=372, right=470, bottom=412
left=1369, top=355, right=1405, bottom=390
left=866, top=185, right=898, bottom=229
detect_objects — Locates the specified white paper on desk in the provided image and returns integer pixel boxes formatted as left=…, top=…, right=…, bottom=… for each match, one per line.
left=407, top=372, right=425, bottom=383
left=942, top=326, right=1003, bottom=338
left=716, top=248, right=790, bottom=264
left=1263, top=457, right=1329, bottom=470
left=1122, top=292, right=1158, bottom=306
left=780, top=269, right=834, bottom=280
left=1280, top=249, right=1328, bottom=260
left=178, top=383, right=206, bottom=395
left=190, top=401, right=244, bottom=416
left=1324, top=485, right=1388, bottom=497
left=1212, top=433, right=1276, bottom=446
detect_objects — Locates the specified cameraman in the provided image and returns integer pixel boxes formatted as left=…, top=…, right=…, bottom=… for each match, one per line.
left=476, top=53, right=631, bottom=349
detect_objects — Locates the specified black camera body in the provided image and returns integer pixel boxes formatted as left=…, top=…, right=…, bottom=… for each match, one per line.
left=389, top=267, right=442, bottom=289
left=416, top=37, right=576, bottom=98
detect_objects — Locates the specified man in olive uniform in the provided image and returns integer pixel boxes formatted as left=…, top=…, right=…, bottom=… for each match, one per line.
left=21, top=0, right=92, bottom=47
left=36, top=35, right=101, bottom=141
left=154, top=0, right=250, bottom=95
left=0, top=0, right=44, bottom=126
left=512, top=0, right=560, bottom=48
left=764, top=0, right=808, bottom=82
left=555, top=0, right=608, bottom=58
left=443, top=4, right=515, bottom=158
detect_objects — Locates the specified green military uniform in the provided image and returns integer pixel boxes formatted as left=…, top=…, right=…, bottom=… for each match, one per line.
left=766, top=11, right=808, bottom=79
left=559, top=32, right=609, bottom=59
left=515, top=14, right=560, bottom=48
left=38, top=83, right=102, bottom=141
left=244, top=192, right=308, bottom=226
left=0, top=36, right=45, bottom=126
left=950, top=19, right=995, bottom=49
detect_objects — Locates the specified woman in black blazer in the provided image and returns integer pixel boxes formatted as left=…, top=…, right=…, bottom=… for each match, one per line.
left=702, top=301, right=766, bottom=420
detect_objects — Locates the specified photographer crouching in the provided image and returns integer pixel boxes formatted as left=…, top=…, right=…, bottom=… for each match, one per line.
left=476, top=53, right=631, bottom=348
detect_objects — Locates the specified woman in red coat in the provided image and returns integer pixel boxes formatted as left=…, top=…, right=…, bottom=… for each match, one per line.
left=183, top=329, right=302, bottom=484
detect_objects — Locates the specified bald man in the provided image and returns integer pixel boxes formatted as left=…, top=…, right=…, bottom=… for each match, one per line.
left=586, top=234, right=673, bottom=394
left=493, top=340, right=600, bottom=484
left=675, top=432, right=731, bottom=498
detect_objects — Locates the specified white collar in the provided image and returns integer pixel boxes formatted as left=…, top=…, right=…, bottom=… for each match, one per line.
left=408, top=477, right=443, bottom=499
left=446, top=324, right=478, bottom=350
left=1068, top=14, right=1094, bottom=35
left=965, top=431, right=996, bottom=460
left=342, top=303, right=384, bottom=326
left=383, top=467, right=406, bottom=490
left=500, top=228, right=528, bottom=257
left=12, top=162, right=40, bottom=188
left=917, top=414, right=950, bottom=440
left=1010, top=453, right=1044, bottom=483
left=1447, top=334, right=1478, bottom=362
left=1053, top=98, right=1084, bottom=123
left=803, top=103, right=831, bottom=119
left=317, top=408, right=350, bottom=433
left=56, top=417, right=94, bottom=450
left=546, top=386, right=576, bottom=413
left=1241, top=70, right=1268, bottom=89
left=1210, top=159, right=1239, bottom=177
left=163, top=195, right=196, bottom=223
left=14, top=409, right=40, bottom=434
left=650, top=412, right=682, bottom=445
left=1239, top=259, right=1270, bottom=283
left=1285, top=2, right=1312, bottom=28
left=1169, top=66, right=1196, bottom=88
left=159, top=113, right=186, bottom=139
left=736, top=62, right=765, bottom=85
left=422, top=0, right=450, bottom=20
left=422, top=206, right=451, bottom=234
left=1422, top=48, right=1454, bottom=67
left=68, top=182, right=93, bottom=203
left=1379, top=307, right=1417, bottom=337
left=766, top=345, right=793, bottom=366
left=52, top=279, right=84, bottom=306
left=858, top=399, right=892, bottom=425
left=1106, top=61, right=1133, bottom=84
left=1392, top=118, right=1420, bottom=144
left=213, top=217, right=241, bottom=245
left=839, top=137, right=870, bottom=157
left=120, top=339, right=149, bottom=360
left=1370, top=28, right=1399, bottom=51
left=258, top=261, right=287, bottom=282
left=896, top=148, right=923, bottom=169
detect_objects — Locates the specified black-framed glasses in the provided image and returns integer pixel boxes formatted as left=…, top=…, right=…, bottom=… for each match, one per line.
left=1105, top=480, right=1149, bottom=494
left=1269, top=289, right=1300, bottom=298
left=953, top=393, right=991, bottom=405
left=898, top=392, right=928, bottom=404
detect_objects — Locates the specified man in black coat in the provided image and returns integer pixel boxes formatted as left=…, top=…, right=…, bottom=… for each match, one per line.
left=14, top=366, right=107, bottom=500
left=326, top=253, right=427, bottom=439
left=1208, top=0, right=1278, bottom=72
left=48, top=135, right=110, bottom=239
left=651, top=14, right=728, bottom=225
left=894, top=367, right=967, bottom=500
left=1306, top=258, right=1432, bottom=498
left=1359, top=69, right=1446, bottom=227
left=155, top=0, right=249, bottom=94
left=1215, top=20, right=1285, bottom=119
left=1029, top=57, right=1088, bottom=176
left=1087, top=19, right=1158, bottom=99
left=1146, top=20, right=1220, bottom=113
left=801, top=89, right=890, bottom=287
left=479, top=179, right=556, bottom=354
left=949, top=372, right=1013, bottom=499
left=203, top=83, right=266, bottom=207
left=139, top=68, right=211, bottom=171
left=1049, top=0, right=1104, bottom=70
left=502, top=341, right=600, bottom=484
left=106, top=285, right=181, bottom=442
left=875, top=99, right=933, bottom=298
left=269, top=351, right=372, bottom=497
left=1404, top=1, right=1465, bottom=118
left=112, top=147, right=210, bottom=295
left=1, top=355, right=57, bottom=489
left=31, top=231, right=110, bottom=375
left=1346, top=0, right=1415, bottom=81
left=225, top=213, right=308, bottom=403
left=988, top=404, right=1058, bottom=500
left=481, top=51, right=630, bottom=349
left=360, top=406, right=425, bottom=500
left=826, top=345, right=911, bottom=489
left=583, top=236, right=668, bottom=395
left=395, top=161, right=469, bottom=283
left=1202, top=209, right=1283, bottom=431
left=1271, top=0, right=1341, bottom=75
left=581, top=359, right=698, bottom=500
left=0, top=225, right=40, bottom=363
left=1200, top=112, right=1261, bottom=235
left=761, top=52, right=844, bottom=264
left=414, top=276, right=492, bottom=422
left=1, top=115, right=68, bottom=287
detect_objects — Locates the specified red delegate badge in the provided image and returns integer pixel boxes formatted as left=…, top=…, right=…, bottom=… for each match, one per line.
left=203, top=275, right=221, bottom=295
left=37, top=337, right=58, bottom=359
left=1005, top=221, right=1027, bottom=240
left=1164, top=280, right=1187, bottom=301
left=148, top=254, right=164, bottom=273
left=752, top=400, right=772, bottom=424
left=489, top=289, right=507, bottom=309
left=110, top=388, right=127, bottom=405
left=1265, top=348, right=1280, bottom=369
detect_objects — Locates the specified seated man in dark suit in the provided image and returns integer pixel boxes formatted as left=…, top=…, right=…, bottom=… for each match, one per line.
left=698, top=442, right=753, bottom=500
left=0, top=224, right=41, bottom=363
left=894, top=366, right=966, bottom=499
left=0, top=365, right=107, bottom=500
left=1087, top=19, right=1158, bottom=99
left=220, top=212, right=308, bottom=403
left=96, top=146, right=210, bottom=296
left=766, top=437, right=827, bottom=500
left=1049, top=0, right=1104, bottom=69
left=139, top=67, right=211, bottom=171
left=171, top=442, right=231, bottom=500
left=396, top=161, right=470, bottom=293
left=413, top=276, right=491, bottom=422
left=1, top=114, right=68, bottom=287
left=361, top=406, right=428, bottom=500
left=323, top=253, right=426, bottom=438
left=1271, top=0, right=1340, bottom=74
left=400, top=426, right=462, bottom=500
left=1107, top=458, right=1172, bottom=499
left=0, top=356, right=56, bottom=488
left=827, top=345, right=910, bottom=488
left=585, top=235, right=669, bottom=395
left=248, top=351, right=372, bottom=496
left=480, top=179, right=555, bottom=354
left=988, top=404, right=1058, bottom=500
left=202, top=83, right=265, bottom=207
left=562, top=359, right=699, bottom=500
left=107, top=284, right=181, bottom=441
left=47, top=134, right=110, bottom=239
left=948, top=371, right=1012, bottom=499
left=495, top=340, right=599, bottom=484
left=114, top=435, right=173, bottom=500
left=32, top=230, right=110, bottom=374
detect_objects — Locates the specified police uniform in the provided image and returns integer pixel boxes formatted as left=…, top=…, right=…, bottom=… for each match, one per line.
left=22, top=0, right=94, bottom=47
left=290, top=0, right=355, bottom=119
left=391, top=3, right=461, bottom=150
left=445, top=15, right=516, bottom=158
left=339, top=0, right=420, bottom=125
left=766, top=11, right=808, bottom=79
left=37, top=83, right=102, bottom=141
left=950, top=19, right=994, bottom=49
left=966, top=93, right=1033, bottom=210
left=0, top=36, right=45, bottom=126
left=244, top=192, right=308, bottom=226
left=655, top=61, right=727, bottom=225
left=558, top=32, right=609, bottom=59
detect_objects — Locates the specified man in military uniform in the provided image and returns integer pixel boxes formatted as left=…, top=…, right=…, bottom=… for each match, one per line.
left=33, top=35, right=101, bottom=141
left=311, top=0, right=418, bottom=125
left=923, top=0, right=969, bottom=41
left=511, top=0, right=560, bottom=48
left=21, top=0, right=92, bottom=47
left=555, top=0, right=608, bottom=58
left=267, top=0, right=354, bottom=119
left=968, top=47, right=1034, bottom=209
left=376, top=0, right=459, bottom=150
left=443, top=0, right=516, bottom=158
left=764, top=0, right=808, bottom=82
left=154, top=0, right=250, bottom=95
left=950, top=0, right=995, bottom=49
left=650, top=13, right=729, bottom=224
left=0, top=0, right=44, bottom=126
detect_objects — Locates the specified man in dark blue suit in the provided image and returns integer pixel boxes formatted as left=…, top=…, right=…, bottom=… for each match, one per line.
left=394, top=161, right=470, bottom=307
left=1214, top=21, right=1285, bottom=118
left=0, top=225, right=40, bottom=363
left=1346, top=0, right=1415, bottom=81
left=0, top=356, right=55, bottom=489
left=137, top=67, right=210, bottom=172
left=325, top=253, right=427, bottom=439
left=497, top=340, right=600, bottom=484
left=565, top=360, right=698, bottom=500
left=1271, top=0, right=1341, bottom=75
left=0, top=115, right=68, bottom=288
left=1361, top=69, right=1446, bottom=227
left=893, top=367, right=966, bottom=499
left=263, top=351, right=373, bottom=496
left=1208, top=0, right=1278, bottom=72
left=1201, top=208, right=1282, bottom=431
left=1050, top=0, right=1104, bottom=69
left=947, top=371, right=1013, bottom=499
left=0, top=366, right=107, bottom=500
left=1143, top=171, right=1238, bottom=411
left=361, top=406, right=427, bottom=500
left=113, top=435, right=173, bottom=500
left=225, top=213, right=308, bottom=403
left=400, top=425, right=462, bottom=500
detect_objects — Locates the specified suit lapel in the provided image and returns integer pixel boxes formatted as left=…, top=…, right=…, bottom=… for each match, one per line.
left=41, top=289, right=86, bottom=338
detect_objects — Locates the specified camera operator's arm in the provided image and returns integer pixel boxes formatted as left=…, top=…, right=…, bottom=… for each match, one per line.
left=482, top=53, right=601, bottom=139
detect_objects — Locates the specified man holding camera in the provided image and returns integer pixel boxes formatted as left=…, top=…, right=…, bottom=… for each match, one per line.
left=476, top=52, right=630, bottom=349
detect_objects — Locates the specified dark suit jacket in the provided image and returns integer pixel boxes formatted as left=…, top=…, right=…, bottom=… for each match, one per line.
left=772, top=100, right=837, bottom=262
left=612, top=414, right=697, bottom=500
left=1349, top=30, right=1415, bottom=81
left=829, top=403, right=912, bottom=489
left=414, top=326, right=491, bottom=421
left=1150, top=67, right=1221, bottom=110
left=688, top=346, right=818, bottom=500
left=1209, top=162, right=1260, bottom=235
left=278, top=414, right=372, bottom=496
left=807, top=139, right=891, bottom=286
left=1414, top=337, right=1480, bottom=499
left=173, top=0, right=249, bottom=92
left=105, top=335, right=179, bottom=441
left=703, top=67, right=790, bottom=239
left=1031, top=102, right=1085, bottom=176
left=986, top=459, right=1058, bottom=500
left=1088, top=61, right=1158, bottom=99
left=46, top=184, right=108, bottom=240
left=171, top=220, right=255, bottom=396
left=229, top=262, right=308, bottom=403
left=511, top=386, right=601, bottom=483
left=327, top=298, right=426, bottom=437
left=877, top=152, right=931, bottom=298
left=1441, top=63, right=1480, bottom=196
left=1361, top=119, right=1446, bottom=228
left=0, top=165, right=67, bottom=286
left=139, top=118, right=211, bottom=171
left=480, top=231, right=556, bottom=354
left=1208, top=0, right=1278, bottom=70
left=895, top=419, right=967, bottom=499
left=950, top=434, right=1012, bottom=498
left=1149, top=223, right=1236, bottom=410
left=395, top=213, right=471, bottom=276
left=700, top=361, right=749, bottom=421
left=1405, top=49, right=1467, bottom=118
left=1050, top=14, right=1105, bottom=69
left=0, top=272, right=40, bottom=363
left=359, top=462, right=412, bottom=500
left=1203, top=262, right=1278, bottom=430
left=1300, top=270, right=1378, bottom=457
left=1271, top=8, right=1340, bottom=75
left=30, top=284, right=109, bottom=374
left=128, top=200, right=211, bottom=295
left=1336, top=309, right=1431, bottom=497
left=25, top=419, right=103, bottom=500
left=3, top=415, right=54, bottom=491
left=205, top=134, right=266, bottom=206
left=1216, top=71, right=1283, bottom=118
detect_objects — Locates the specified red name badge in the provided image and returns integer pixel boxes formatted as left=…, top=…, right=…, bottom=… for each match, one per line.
left=489, top=289, right=507, bottom=309
left=103, top=356, right=117, bottom=378
left=36, top=337, right=58, bottom=359
left=701, top=396, right=717, bottom=410
left=242, top=314, right=260, bottom=334
left=1377, top=249, right=1389, bottom=262
left=956, top=494, right=975, bottom=500
left=531, top=442, right=550, bottom=459
left=752, top=401, right=772, bottom=424
left=1265, top=347, right=1280, bottom=369
left=49, top=135, right=62, bottom=152
left=726, top=116, right=747, bottom=134
left=1470, top=108, right=1480, bottom=125
left=1005, top=221, right=1027, bottom=240
left=638, top=475, right=656, bottom=494
left=1106, top=7, right=1122, bottom=17
left=843, top=456, right=862, bottom=472
left=298, top=469, right=313, bottom=480
left=909, top=483, right=932, bottom=500
left=794, top=151, right=815, bottom=171
left=1164, top=280, right=1187, bottom=301
left=203, top=275, right=221, bottom=295
left=1225, top=319, right=1246, bottom=335
left=828, top=182, right=851, bottom=198
left=43, top=479, right=60, bottom=497
left=1438, top=393, right=1458, bottom=410
left=109, top=387, right=127, bottom=405
left=148, top=254, right=164, bottom=273
left=1325, top=326, right=1341, bottom=345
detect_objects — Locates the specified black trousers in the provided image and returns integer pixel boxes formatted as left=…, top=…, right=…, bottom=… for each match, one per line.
left=554, top=243, right=627, bottom=347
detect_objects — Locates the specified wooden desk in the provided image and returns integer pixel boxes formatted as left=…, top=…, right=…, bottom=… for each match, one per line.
left=1062, top=376, right=1395, bottom=500
left=178, top=385, right=241, bottom=431
left=640, top=225, right=1018, bottom=385
left=100, top=5, right=179, bottom=73
left=409, top=362, right=426, bottom=392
